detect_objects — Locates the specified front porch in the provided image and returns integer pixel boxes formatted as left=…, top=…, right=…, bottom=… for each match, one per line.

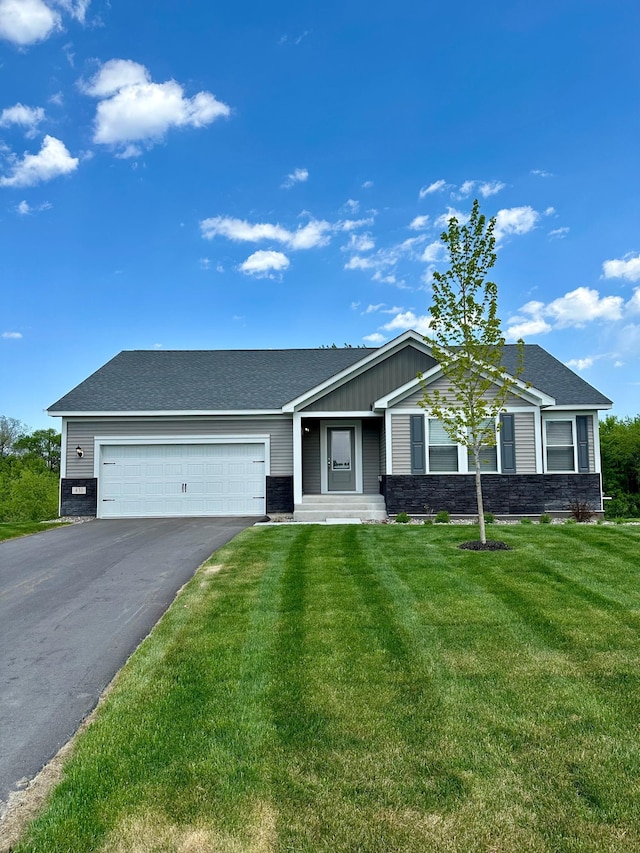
left=293, top=415, right=387, bottom=522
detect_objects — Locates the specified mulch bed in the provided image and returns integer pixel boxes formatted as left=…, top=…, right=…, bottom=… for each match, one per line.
left=459, top=540, right=512, bottom=551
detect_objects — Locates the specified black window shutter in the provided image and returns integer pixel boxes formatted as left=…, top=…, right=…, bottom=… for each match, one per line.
left=410, top=415, right=426, bottom=474
left=500, top=413, right=516, bottom=474
left=576, top=415, right=590, bottom=473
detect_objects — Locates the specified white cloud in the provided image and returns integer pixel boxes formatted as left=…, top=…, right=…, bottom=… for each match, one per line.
left=478, top=180, right=505, bottom=197
left=493, top=206, right=539, bottom=242
left=0, top=0, right=60, bottom=45
left=16, top=198, right=50, bottom=214
left=548, top=227, right=569, bottom=239
left=544, top=206, right=556, bottom=216
left=281, top=167, right=308, bottom=189
left=383, top=310, right=432, bottom=336
left=2, top=331, right=22, bottom=338
left=506, top=287, right=626, bottom=340
left=505, top=317, right=553, bottom=340
left=363, top=333, right=386, bottom=344
left=344, top=254, right=376, bottom=270
left=53, top=0, right=90, bottom=23
left=343, top=198, right=359, bottom=213
left=365, top=303, right=384, bottom=313
left=531, top=169, right=553, bottom=177
left=361, top=180, right=373, bottom=189
left=459, top=180, right=475, bottom=196
left=83, top=59, right=230, bottom=152
left=545, top=287, right=624, bottom=327
left=434, top=207, right=470, bottom=229
left=627, top=288, right=640, bottom=314
left=421, top=240, right=447, bottom=263
left=345, top=232, right=374, bottom=252
left=566, top=357, right=594, bottom=371
left=0, top=134, right=78, bottom=187
left=419, top=179, right=446, bottom=198
left=239, top=250, right=289, bottom=278
left=336, top=216, right=374, bottom=232
left=199, top=257, right=210, bottom=270
left=409, top=214, right=429, bottom=231
left=372, top=272, right=401, bottom=285
left=200, top=215, right=331, bottom=250
left=0, top=103, right=45, bottom=137
left=602, top=252, right=640, bottom=283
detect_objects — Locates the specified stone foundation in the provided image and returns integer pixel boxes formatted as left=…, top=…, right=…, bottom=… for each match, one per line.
left=60, top=478, right=98, bottom=516
left=381, top=474, right=603, bottom=516
left=266, top=476, right=294, bottom=514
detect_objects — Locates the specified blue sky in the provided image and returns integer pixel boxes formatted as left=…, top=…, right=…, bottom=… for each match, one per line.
left=1, top=0, right=639, bottom=430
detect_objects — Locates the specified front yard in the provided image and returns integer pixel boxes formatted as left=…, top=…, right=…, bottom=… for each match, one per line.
left=13, top=524, right=640, bottom=852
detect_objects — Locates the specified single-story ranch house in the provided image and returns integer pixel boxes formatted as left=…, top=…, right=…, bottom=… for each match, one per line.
left=47, top=330, right=612, bottom=521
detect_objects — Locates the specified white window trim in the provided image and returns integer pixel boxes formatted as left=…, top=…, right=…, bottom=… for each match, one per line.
left=541, top=415, right=578, bottom=474
left=320, top=420, right=363, bottom=494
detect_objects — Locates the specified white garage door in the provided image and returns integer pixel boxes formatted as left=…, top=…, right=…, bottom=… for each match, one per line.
left=99, top=443, right=266, bottom=518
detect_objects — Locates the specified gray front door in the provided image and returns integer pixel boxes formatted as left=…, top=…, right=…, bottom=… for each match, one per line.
left=328, top=427, right=356, bottom=492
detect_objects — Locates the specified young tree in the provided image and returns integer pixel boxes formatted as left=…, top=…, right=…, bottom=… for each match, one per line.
left=0, top=415, right=27, bottom=458
left=419, top=199, right=524, bottom=544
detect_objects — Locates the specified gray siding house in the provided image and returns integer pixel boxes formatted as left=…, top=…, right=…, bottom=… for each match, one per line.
left=47, top=330, right=612, bottom=521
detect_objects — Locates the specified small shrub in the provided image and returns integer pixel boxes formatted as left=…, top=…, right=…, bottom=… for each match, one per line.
left=423, top=518, right=433, bottom=525
left=434, top=510, right=450, bottom=524
left=539, top=513, right=552, bottom=524
left=484, top=512, right=495, bottom=524
left=565, top=518, right=577, bottom=525
left=395, top=512, right=410, bottom=524
left=568, top=499, right=595, bottom=523
left=520, top=518, right=533, bottom=525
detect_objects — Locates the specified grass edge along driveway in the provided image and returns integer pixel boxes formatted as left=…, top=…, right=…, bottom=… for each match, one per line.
left=13, top=524, right=640, bottom=853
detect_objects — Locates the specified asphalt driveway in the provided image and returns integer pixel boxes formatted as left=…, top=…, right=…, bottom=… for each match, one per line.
left=0, top=517, right=255, bottom=814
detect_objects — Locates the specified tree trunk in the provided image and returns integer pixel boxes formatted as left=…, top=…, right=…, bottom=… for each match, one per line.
left=474, top=449, right=486, bottom=544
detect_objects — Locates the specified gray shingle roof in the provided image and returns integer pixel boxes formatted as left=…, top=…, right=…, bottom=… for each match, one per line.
left=47, top=341, right=612, bottom=413
left=48, top=348, right=375, bottom=412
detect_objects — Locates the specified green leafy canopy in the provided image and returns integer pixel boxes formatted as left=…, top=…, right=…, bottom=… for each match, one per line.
left=419, top=198, right=524, bottom=451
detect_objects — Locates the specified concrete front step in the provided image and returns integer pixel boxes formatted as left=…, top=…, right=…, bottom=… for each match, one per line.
left=293, top=509, right=388, bottom=522
left=294, top=495, right=387, bottom=522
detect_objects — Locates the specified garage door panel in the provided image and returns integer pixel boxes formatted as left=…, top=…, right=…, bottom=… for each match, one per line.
left=99, top=443, right=266, bottom=518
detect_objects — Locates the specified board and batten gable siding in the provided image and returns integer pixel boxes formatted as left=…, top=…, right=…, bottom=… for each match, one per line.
left=65, top=417, right=294, bottom=477
left=302, top=346, right=436, bottom=412
left=302, top=421, right=321, bottom=494
left=362, top=419, right=382, bottom=492
left=514, top=411, right=537, bottom=474
left=397, top=375, right=530, bottom=409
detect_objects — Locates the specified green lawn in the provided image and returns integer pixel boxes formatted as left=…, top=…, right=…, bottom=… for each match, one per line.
left=15, top=524, right=640, bottom=853
left=0, top=521, right=66, bottom=542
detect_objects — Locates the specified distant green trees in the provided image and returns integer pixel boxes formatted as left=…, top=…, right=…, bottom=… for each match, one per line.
left=600, top=415, right=640, bottom=518
left=0, top=417, right=60, bottom=521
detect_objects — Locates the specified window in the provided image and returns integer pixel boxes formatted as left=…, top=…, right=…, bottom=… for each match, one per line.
left=545, top=420, right=575, bottom=471
left=428, top=419, right=458, bottom=472
left=467, top=419, right=498, bottom=472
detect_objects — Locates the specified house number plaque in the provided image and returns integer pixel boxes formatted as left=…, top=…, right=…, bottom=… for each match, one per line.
left=71, top=486, right=87, bottom=495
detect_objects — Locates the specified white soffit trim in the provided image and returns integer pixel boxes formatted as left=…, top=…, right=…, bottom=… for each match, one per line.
left=542, top=403, right=612, bottom=411
left=282, top=330, right=433, bottom=412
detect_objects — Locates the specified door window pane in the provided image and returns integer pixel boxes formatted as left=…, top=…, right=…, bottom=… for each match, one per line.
left=331, top=430, right=352, bottom=471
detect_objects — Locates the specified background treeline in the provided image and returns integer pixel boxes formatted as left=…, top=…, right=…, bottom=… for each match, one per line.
left=599, top=415, right=640, bottom=518
left=1, top=414, right=639, bottom=522
left=0, top=416, right=60, bottom=522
